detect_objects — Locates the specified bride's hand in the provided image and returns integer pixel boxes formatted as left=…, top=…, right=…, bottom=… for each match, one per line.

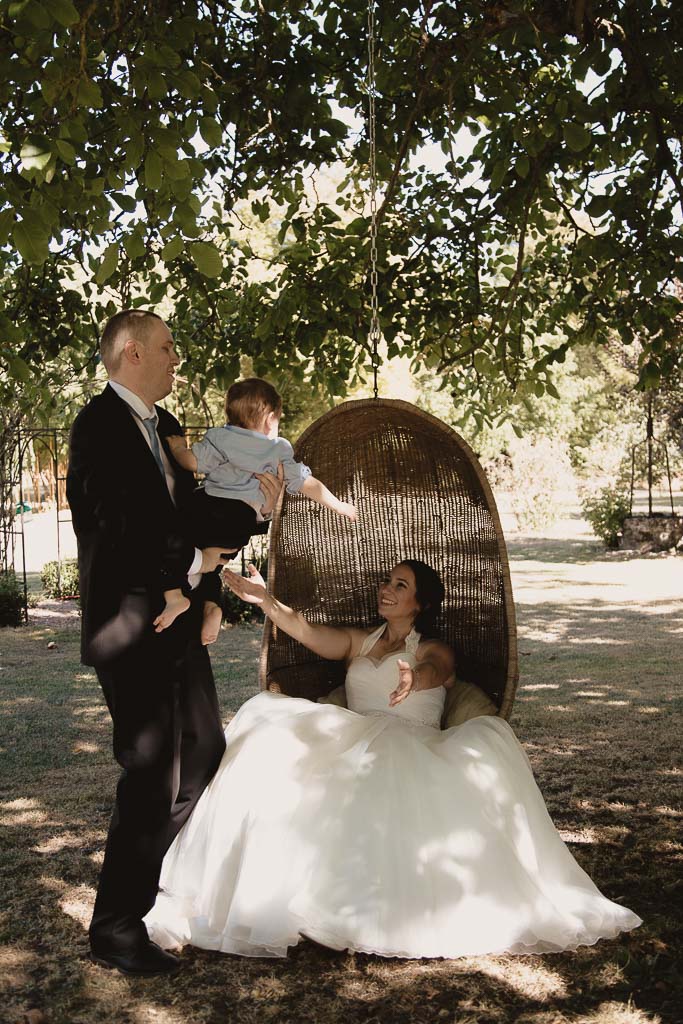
left=389, top=659, right=415, bottom=707
left=223, top=563, right=267, bottom=606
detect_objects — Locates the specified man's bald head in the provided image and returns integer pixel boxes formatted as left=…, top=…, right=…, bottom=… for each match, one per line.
left=100, top=309, right=163, bottom=374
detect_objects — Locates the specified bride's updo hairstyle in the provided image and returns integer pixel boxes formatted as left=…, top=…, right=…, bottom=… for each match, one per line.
left=400, top=559, right=445, bottom=638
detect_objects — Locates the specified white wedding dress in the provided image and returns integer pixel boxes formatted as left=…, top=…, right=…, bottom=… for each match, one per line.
left=144, top=625, right=641, bottom=959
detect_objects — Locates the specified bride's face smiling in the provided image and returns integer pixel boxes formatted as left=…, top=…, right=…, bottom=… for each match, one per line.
left=377, top=564, right=420, bottom=624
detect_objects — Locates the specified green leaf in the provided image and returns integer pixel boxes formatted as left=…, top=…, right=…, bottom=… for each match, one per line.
left=515, top=154, right=530, bottom=179
left=23, top=1, right=51, bottom=28
left=123, top=232, right=145, bottom=259
left=149, top=280, right=167, bottom=303
left=144, top=149, right=163, bottom=189
left=112, top=192, right=137, bottom=213
left=345, top=217, right=367, bottom=235
left=161, top=235, right=184, bottom=262
left=587, top=194, right=610, bottom=218
left=146, top=70, right=167, bottom=100
left=95, top=242, right=119, bottom=284
left=8, top=355, right=32, bottom=384
left=173, top=202, right=199, bottom=235
left=174, top=68, right=201, bottom=99
left=64, top=116, right=87, bottom=143
left=490, top=160, right=507, bottom=191
left=55, top=139, right=76, bottom=164
left=13, top=215, right=50, bottom=264
left=164, top=156, right=190, bottom=181
left=640, top=362, right=661, bottom=388
left=563, top=122, right=592, bottom=152
left=189, top=241, right=223, bottom=278
left=125, top=134, right=144, bottom=170
left=254, top=317, right=272, bottom=340
left=199, top=116, right=222, bottom=148
left=0, top=208, right=15, bottom=243
left=20, top=135, right=51, bottom=172
left=43, top=0, right=79, bottom=26
left=41, top=74, right=60, bottom=106
left=76, top=76, right=103, bottom=109
left=541, top=117, right=557, bottom=139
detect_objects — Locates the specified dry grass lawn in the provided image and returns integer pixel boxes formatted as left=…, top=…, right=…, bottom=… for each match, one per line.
left=1, top=520, right=681, bottom=1024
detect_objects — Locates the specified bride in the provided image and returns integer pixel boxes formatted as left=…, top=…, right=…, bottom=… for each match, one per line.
left=144, top=559, right=641, bottom=959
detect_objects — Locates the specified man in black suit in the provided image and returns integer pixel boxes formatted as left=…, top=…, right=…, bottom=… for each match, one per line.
left=67, top=309, right=280, bottom=976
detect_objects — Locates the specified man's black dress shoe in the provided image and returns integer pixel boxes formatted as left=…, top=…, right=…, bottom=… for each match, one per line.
left=90, top=940, right=181, bottom=976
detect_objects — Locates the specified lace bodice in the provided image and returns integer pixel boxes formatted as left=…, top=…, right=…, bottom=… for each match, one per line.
left=344, top=624, right=446, bottom=729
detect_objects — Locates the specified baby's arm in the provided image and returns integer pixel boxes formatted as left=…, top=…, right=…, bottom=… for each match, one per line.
left=301, top=476, right=356, bottom=521
left=167, top=434, right=198, bottom=472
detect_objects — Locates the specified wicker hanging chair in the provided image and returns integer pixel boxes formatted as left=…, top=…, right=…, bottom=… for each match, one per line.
left=259, top=398, right=518, bottom=723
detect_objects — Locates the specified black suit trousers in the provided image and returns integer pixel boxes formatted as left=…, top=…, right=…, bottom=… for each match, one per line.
left=90, top=613, right=226, bottom=952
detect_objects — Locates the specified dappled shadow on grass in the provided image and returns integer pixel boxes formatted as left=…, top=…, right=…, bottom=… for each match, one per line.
left=509, top=535, right=682, bottom=566
left=509, top=535, right=609, bottom=565
left=517, top=597, right=683, bottom=652
left=507, top=588, right=682, bottom=1024
left=1, top=606, right=681, bottom=1023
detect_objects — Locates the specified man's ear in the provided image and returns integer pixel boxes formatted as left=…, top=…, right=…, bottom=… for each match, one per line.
left=122, top=338, right=142, bottom=364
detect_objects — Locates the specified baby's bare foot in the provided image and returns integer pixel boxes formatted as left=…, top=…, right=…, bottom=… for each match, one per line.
left=153, top=593, right=191, bottom=632
left=201, top=603, right=223, bottom=645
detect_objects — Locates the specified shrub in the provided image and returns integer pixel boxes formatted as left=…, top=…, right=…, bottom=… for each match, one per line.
left=220, top=556, right=268, bottom=626
left=41, top=558, right=80, bottom=599
left=582, top=487, right=630, bottom=548
left=0, top=570, right=24, bottom=626
left=485, top=436, right=577, bottom=531
left=221, top=587, right=262, bottom=625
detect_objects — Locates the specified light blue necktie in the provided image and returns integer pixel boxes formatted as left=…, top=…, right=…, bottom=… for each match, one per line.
left=141, top=415, right=166, bottom=479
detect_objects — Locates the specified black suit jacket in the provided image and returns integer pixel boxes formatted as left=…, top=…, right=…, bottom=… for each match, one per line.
left=67, top=385, right=210, bottom=666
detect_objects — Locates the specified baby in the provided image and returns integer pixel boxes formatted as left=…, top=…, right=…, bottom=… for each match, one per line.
left=155, top=377, right=356, bottom=632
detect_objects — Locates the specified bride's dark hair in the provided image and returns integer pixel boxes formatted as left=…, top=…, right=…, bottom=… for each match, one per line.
left=400, top=559, right=445, bottom=637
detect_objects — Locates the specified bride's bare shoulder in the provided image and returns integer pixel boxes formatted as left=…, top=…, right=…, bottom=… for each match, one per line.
left=345, top=626, right=378, bottom=661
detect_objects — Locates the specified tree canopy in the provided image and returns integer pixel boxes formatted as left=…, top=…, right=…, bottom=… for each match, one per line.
left=1, top=0, right=682, bottom=427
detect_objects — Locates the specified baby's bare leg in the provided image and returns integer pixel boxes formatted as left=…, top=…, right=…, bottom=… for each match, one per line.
left=201, top=600, right=223, bottom=645
left=153, top=588, right=191, bottom=632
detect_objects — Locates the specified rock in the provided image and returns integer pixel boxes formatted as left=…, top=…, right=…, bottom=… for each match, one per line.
left=619, top=514, right=683, bottom=553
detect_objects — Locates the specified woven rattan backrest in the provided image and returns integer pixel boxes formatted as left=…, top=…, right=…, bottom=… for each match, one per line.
left=259, top=399, right=518, bottom=719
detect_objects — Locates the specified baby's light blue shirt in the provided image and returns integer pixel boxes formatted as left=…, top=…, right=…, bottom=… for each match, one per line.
left=192, top=425, right=311, bottom=509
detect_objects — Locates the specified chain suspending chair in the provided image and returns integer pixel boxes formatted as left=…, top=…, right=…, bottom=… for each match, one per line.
left=258, top=2, right=518, bottom=726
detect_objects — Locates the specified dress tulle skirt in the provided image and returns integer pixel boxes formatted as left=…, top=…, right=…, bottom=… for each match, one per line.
left=144, top=692, right=641, bottom=959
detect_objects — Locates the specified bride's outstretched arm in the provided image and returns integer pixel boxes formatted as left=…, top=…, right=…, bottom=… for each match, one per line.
left=223, top=565, right=364, bottom=662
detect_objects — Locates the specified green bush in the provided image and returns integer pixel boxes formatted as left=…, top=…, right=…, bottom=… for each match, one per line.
left=0, top=570, right=24, bottom=626
left=220, top=556, right=267, bottom=626
left=41, top=559, right=80, bottom=599
left=221, top=586, right=262, bottom=625
left=582, top=487, right=631, bottom=548
left=486, top=437, right=577, bottom=531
